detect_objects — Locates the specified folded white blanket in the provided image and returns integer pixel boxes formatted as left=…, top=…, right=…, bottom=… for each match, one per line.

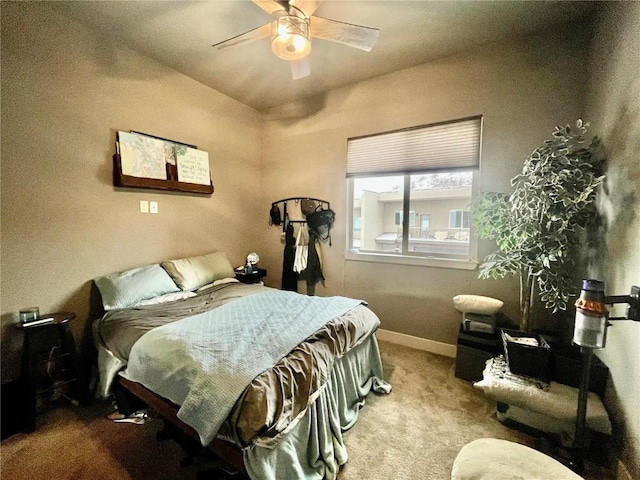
left=474, top=357, right=611, bottom=435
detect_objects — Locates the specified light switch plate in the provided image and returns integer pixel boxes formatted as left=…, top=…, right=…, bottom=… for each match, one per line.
left=140, top=200, right=149, bottom=213
left=150, top=201, right=158, bottom=214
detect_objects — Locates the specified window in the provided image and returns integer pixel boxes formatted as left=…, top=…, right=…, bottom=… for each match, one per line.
left=449, top=209, right=471, bottom=229
left=394, top=210, right=416, bottom=227
left=346, top=116, right=481, bottom=265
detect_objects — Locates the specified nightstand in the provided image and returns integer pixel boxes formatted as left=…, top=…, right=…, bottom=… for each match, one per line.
left=16, top=312, right=88, bottom=432
left=455, top=326, right=503, bottom=382
left=235, top=268, right=267, bottom=284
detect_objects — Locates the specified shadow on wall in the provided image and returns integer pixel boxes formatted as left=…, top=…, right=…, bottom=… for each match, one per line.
left=46, top=1, right=192, bottom=82
left=584, top=105, right=639, bottom=283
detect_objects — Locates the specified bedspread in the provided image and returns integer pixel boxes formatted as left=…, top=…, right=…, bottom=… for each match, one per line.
left=224, top=303, right=383, bottom=448
left=96, top=282, right=267, bottom=363
left=120, top=289, right=370, bottom=446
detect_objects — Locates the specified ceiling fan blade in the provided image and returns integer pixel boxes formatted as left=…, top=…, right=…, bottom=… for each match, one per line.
left=252, top=0, right=287, bottom=16
left=289, top=0, right=322, bottom=18
left=212, top=23, right=271, bottom=50
left=290, top=57, right=311, bottom=80
left=311, top=16, right=379, bottom=52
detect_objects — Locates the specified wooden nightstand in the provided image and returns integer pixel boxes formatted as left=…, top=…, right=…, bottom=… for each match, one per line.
left=16, top=312, right=88, bottom=431
left=235, top=268, right=267, bottom=284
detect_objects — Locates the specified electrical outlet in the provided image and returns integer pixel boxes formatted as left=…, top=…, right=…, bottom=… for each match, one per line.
left=150, top=201, right=158, bottom=214
left=140, top=200, right=149, bottom=213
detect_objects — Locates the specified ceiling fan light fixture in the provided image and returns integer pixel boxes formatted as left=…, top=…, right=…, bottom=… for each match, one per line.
left=270, top=16, right=311, bottom=60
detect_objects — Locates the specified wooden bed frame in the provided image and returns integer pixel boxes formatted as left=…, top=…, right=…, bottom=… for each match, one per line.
left=118, top=376, right=247, bottom=476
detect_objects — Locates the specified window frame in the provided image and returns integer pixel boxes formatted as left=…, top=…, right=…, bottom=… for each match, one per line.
left=345, top=116, right=482, bottom=270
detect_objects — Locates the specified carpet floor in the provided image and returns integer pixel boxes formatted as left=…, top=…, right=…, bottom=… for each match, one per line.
left=0, top=340, right=613, bottom=479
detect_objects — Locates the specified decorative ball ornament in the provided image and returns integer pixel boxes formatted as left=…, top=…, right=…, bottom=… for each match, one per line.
left=247, top=252, right=259, bottom=266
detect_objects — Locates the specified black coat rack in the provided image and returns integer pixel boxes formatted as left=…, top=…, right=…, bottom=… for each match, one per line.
left=272, top=197, right=330, bottom=232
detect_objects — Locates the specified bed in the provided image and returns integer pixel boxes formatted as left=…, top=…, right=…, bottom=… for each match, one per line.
left=92, top=251, right=391, bottom=479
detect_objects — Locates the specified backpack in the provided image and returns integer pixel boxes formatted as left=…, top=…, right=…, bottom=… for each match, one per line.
left=269, top=204, right=282, bottom=226
left=306, top=208, right=335, bottom=245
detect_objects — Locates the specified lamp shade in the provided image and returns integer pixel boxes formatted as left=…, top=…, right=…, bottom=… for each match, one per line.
left=271, top=16, right=311, bottom=60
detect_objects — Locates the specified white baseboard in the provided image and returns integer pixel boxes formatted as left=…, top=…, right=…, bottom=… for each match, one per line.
left=376, top=329, right=457, bottom=358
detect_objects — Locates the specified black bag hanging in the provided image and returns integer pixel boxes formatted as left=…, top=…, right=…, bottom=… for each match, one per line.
left=269, top=204, right=282, bottom=226
left=306, top=208, right=336, bottom=245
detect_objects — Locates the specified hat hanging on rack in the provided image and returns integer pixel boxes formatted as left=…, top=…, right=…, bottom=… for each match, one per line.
left=301, top=198, right=318, bottom=216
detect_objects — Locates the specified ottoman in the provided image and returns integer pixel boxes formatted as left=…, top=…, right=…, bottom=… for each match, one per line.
left=451, top=438, right=583, bottom=479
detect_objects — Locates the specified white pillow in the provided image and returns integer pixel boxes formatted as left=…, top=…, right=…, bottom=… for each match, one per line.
left=94, top=264, right=180, bottom=310
left=161, top=251, right=235, bottom=291
left=453, top=294, right=503, bottom=315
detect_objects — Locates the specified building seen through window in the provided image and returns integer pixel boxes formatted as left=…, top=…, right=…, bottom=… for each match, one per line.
left=346, top=116, right=481, bottom=262
left=351, top=172, right=472, bottom=257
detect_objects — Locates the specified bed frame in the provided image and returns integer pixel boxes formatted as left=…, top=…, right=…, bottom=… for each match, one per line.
left=118, top=376, right=248, bottom=476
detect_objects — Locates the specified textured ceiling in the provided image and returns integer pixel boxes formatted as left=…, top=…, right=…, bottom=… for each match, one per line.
left=50, top=1, right=599, bottom=111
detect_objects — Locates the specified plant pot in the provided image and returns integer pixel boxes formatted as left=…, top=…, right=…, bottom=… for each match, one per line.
left=501, top=328, right=551, bottom=380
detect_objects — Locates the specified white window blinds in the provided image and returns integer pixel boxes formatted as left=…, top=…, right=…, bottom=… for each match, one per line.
left=347, top=116, right=482, bottom=176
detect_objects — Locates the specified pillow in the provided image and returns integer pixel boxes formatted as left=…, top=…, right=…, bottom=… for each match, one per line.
left=94, top=264, right=180, bottom=310
left=161, top=251, right=235, bottom=291
left=453, top=294, right=503, bottom=315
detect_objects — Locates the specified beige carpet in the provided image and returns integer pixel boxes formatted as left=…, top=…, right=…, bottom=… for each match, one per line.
left=0, top=340, right=613, bottom=479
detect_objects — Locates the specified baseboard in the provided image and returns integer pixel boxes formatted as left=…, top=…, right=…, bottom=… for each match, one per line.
left=376, top=329, right=457, bottom=358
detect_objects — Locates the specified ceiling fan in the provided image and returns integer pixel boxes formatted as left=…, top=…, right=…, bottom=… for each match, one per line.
left=212, top=0, right=379, bottom=80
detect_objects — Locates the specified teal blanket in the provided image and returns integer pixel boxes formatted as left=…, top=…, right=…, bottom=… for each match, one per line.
left=122, top=290, right=364, bottom=445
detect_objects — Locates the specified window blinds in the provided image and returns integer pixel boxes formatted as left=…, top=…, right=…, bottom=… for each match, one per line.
left=347, top=116, right=482, bottom=176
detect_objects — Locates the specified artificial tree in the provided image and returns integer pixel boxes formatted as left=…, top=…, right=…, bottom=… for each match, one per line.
left=471, top=120, right=605, bottom=332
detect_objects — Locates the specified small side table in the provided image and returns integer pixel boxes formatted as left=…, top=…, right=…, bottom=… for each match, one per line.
left=235, top=268, right=267, bottom=284
left=455, top=325, right=502, bottom=382
left=16, top=312, right=88, bottom=432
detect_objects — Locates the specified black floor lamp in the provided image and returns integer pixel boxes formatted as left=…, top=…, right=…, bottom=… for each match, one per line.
left=571, top=280, right=639, bottom=472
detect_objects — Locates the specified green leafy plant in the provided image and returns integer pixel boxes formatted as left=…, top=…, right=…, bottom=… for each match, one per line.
left=471, top=120, right=605, bottom=332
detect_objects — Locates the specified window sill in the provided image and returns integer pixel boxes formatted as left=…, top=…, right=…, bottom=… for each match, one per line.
left=344, top=250, right=478, bottom=270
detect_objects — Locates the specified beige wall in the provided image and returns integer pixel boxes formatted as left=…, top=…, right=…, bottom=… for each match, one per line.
left=586, top=2, right=640, bottom=476
left=259, top=23, right=590, bottom=343
left=1, top=3, right=264, bottom=380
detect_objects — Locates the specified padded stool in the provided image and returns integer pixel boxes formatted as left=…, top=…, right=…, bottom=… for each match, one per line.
left=451, top=438, right=583, bottom=480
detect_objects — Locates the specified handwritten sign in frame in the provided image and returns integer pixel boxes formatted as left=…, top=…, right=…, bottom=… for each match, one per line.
left=176, top=146, right=211, bottom=185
